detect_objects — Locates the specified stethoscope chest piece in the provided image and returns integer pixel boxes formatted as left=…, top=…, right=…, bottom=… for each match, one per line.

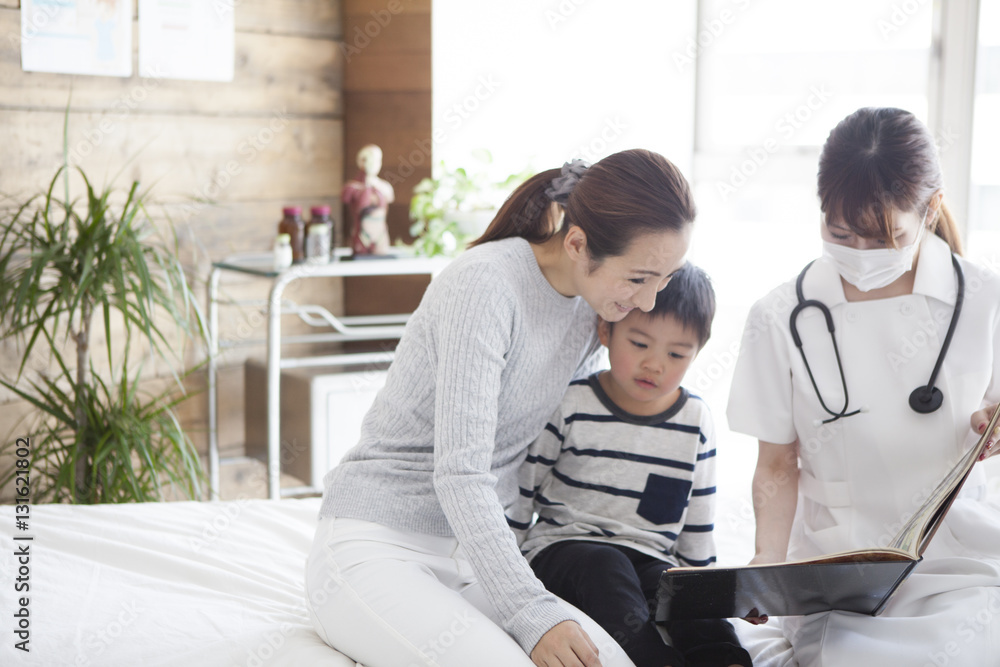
left=792, top=253, right=964, bottom=423
left=909, top=385, right=944, bottom=414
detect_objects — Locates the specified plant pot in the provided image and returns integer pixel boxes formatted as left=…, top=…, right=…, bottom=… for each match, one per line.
left=445, top=209, right=497, bottom=237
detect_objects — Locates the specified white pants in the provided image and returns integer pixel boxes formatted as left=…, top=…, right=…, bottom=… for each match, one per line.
left=305, top=516, right=637, bottom=667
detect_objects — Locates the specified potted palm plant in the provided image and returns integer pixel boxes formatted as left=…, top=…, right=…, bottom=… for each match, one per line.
left=0, top=157, right=205, bottom=504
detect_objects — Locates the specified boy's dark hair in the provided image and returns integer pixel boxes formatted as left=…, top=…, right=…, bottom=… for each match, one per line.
left=622, top=263, right=716, bottom=349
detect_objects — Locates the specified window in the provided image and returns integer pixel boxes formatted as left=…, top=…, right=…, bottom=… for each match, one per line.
left=969, top=0, right=1000, bottom=266
left=432, top=0, right=697, bottom=180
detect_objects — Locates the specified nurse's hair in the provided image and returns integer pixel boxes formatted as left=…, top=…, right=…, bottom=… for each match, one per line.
left=469, top=149, right=696, bottom=265
left=817, top=107, right=963, bottom=255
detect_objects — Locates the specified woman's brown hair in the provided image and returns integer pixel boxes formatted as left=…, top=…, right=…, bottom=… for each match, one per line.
left=817, top=107, right=963, bottom=255
left=469, top=149, right=696, bottom=263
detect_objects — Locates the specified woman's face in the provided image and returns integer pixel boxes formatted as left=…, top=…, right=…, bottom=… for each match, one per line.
left=821, top=206, right=927, bottom=250
left=572, top=227, right=692, bottom=323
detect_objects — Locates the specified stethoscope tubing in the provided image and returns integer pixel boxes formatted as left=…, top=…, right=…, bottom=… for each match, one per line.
left=789, top=255, right=964, bottom=424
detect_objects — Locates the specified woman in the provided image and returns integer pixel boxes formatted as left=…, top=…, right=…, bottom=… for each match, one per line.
left=306, top=149, right=696, bottom=667
left=728, top=107, right=1000, bottom=665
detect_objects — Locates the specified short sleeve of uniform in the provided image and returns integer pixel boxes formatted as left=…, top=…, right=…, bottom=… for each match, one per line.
left=727, top=289, right=798, bottom=445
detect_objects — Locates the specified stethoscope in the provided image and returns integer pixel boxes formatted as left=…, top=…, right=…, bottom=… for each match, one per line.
left=789, top=254, right=964, bottom=424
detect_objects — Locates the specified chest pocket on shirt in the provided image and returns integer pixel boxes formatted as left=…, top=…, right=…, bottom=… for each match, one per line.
left=636, top=473, right=691, bottom=526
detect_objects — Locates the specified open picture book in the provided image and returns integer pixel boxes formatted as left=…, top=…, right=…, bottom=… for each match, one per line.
left=657, top=403, right=1000, bottom=622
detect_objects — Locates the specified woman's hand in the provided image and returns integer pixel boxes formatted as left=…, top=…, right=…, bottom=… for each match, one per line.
left=972, top=404, right=999, bottom=461
left=530, top=620, right=601, bottom=667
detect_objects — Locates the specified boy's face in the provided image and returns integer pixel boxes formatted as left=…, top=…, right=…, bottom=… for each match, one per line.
left=597, top=311, right=701, bottom=416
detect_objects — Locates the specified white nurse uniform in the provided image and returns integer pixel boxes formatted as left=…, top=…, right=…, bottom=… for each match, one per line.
left=727, top=233, right=1000, bottom=666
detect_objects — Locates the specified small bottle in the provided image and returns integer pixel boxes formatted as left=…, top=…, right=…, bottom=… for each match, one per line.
left=305, top=222, right=331, bottom=264
left=277, top=206, right=305, bottom=264
left=273, top=233, right=293, bottom=270
left=309, top=205, right=335, bottom=255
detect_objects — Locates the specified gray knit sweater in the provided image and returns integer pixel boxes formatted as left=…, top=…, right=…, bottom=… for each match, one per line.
left=320, top=237, right=602, bottom=653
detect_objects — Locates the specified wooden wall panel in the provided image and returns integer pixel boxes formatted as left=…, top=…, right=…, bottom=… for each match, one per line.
left=2, top=1, right=342, bottom=34
left=0, top=0, right=345, bottom=478
left=1, top=14, right=343, bottom=115
left=342, top=0, right=432, bottom=316
left=235, top=0, right=342, bottom=37
left=0, top=111, right=342, bottom=200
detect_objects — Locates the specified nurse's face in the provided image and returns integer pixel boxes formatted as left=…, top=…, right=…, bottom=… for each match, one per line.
left=569, top=227, right=692, bottom=323
left=821, top=207, right=926, bottom=250
left=597, top=312, right=700, bottom=416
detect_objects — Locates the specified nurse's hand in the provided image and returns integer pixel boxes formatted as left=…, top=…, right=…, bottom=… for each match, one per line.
left=972, top=404, right=999, bottom=461
left=531, top=620, right=601, bottom=667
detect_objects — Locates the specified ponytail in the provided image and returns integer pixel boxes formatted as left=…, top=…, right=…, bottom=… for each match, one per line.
left=931, top=201, right=964, bottom=256
left=469, top=168, right=562, bottom=248
left=469, top=149, right=695, bottom=261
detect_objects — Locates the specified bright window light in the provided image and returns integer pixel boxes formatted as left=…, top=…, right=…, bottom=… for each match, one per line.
left=432, top=0, right=697, bottom=181
left=969, top=0, right=1000, bottom=265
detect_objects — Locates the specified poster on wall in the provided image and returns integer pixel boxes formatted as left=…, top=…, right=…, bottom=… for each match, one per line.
left=138, top=0, right=234, bottom=82
left=20, top=0, right=132, bottom=77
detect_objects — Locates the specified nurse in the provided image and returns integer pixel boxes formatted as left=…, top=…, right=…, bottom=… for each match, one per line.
left=727, top=107, right=1000, bottom=665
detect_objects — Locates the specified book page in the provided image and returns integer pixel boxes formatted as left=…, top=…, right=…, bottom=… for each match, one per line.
left=888, top=403, right=1000, bottom=555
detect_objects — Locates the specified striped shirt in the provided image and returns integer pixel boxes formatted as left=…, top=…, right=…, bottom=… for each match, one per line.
left=507, top=374, right=718, bottom=568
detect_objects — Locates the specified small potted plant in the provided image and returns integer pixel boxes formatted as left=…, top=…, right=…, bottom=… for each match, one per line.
left=406, top=149, right=533, bottom=257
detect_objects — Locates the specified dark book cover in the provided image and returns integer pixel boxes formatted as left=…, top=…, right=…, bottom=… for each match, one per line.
left=657, top=404, right=999, bottom=622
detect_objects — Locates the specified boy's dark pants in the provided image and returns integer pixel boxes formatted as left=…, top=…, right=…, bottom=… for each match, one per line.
left=531, top=541, right=752, bottom=667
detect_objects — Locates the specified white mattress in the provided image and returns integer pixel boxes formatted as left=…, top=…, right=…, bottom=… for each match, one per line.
left=0, top=496, right=797, bottom=667
left=0, top=498, right=360, bottom=667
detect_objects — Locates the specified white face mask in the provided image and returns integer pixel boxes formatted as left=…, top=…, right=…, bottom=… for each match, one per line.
left=822, top=214, right=928, bottom=292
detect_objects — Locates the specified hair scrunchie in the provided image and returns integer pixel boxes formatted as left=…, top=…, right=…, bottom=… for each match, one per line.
left=544, top=159, right=591, bottom=204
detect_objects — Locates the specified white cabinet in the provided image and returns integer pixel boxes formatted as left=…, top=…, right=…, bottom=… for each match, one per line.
left=244, top=361, right=389, bottom=491
left=207, top=251, right=449, bottom=499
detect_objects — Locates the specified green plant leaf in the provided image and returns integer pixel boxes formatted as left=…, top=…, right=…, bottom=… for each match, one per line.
left=0, top=120, right=206, bottom=504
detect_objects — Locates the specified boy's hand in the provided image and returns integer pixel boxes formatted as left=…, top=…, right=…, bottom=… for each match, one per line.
left=741, top=606, right=769, bottom=625
left=739, top=554, right=778, bottom=625
left=531, top=620, right=601, bottom=667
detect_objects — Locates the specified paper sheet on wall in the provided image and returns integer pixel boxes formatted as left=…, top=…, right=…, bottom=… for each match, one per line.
left=20, top=0, right=132, bottom=77
left=138, top=0, right=234, bottom=82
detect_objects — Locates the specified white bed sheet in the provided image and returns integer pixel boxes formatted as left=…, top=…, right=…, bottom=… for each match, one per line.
left=0, top=498, right=359, bottom=667
left=0, top=495, right=798, bottom=667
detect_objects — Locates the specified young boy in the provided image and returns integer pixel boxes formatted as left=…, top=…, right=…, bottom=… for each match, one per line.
left=507, top=264, right=751, bottom=667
